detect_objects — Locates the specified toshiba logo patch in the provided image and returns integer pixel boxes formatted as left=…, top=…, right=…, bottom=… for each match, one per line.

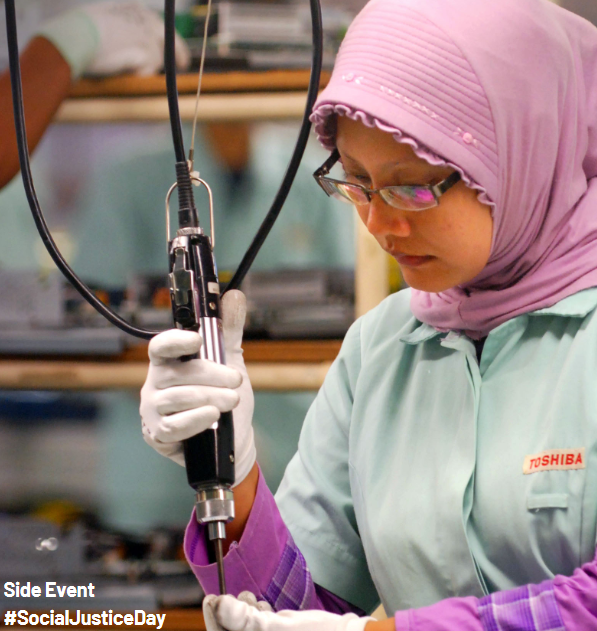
left=523, top=448, right=585, bottom=475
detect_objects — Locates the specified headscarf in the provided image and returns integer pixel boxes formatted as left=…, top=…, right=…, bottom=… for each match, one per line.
left=311, top=0, right=597, bottom=337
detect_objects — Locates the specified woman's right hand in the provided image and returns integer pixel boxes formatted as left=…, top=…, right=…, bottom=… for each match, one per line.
left=140, top=290, right=257, bottom=487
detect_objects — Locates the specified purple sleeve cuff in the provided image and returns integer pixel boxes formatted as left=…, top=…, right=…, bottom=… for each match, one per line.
left=183, top=467, right=365, bottom=616
left=477, top=581, right=564, bottom=631
left=393, top=582, right=566, bottom=631
left=553, top=546, right=597, bottom=630
left=184, top=468, right=290, bottom=598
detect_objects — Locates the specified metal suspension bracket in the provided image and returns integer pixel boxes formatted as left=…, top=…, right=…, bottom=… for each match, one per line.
left=166, top=177, right=215, bottom=330
left=165, top=175, right=216, bottom=246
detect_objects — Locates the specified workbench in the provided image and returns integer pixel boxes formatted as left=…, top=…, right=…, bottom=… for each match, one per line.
left=58, top=69, right=332, bottom=122
left=0, top=340, right=341, bottom=391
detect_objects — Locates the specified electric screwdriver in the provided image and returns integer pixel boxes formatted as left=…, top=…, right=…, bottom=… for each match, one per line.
left=168, top=162, right=235, bottom=595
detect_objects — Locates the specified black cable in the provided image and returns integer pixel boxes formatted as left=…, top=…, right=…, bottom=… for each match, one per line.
left=4, top=0, right=157, bottom=340
left=225, top=0, right=323, bottom=292
left=164, top=0, right=199, bottom=229
left=164, top=0, right=186, bottom=164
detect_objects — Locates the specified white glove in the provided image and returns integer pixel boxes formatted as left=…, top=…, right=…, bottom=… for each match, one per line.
left=203, top=593, right=374, bottom=631
left=37, top=2, right=191, bottom=78
left=203, top=591, right=273, bottom=631
left=140, top=290, right=257, bottom=487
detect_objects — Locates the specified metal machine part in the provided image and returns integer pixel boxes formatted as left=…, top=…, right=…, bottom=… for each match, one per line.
left=196, top=488, right=235, bottom=524
left=197, top=487, right=235, bottom=595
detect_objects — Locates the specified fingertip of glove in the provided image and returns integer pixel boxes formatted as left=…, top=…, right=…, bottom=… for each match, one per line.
left=230, top=369, right=243, bottom=390
left=202, top=594, right=225, bottom=631
left=237, top=591, right=258, bottom=607
left=215, top=364, right=243, bottom=390
left=214, top=594, right=248, bottom=626
left=222, top=290, right=247, bottom=331
left=148, top=329, right=202, bottom=361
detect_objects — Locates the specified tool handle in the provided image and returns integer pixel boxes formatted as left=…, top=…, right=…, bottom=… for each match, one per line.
left=183, top=410, right=235, bottom=489
left=169, top=231, right=236, bottom=490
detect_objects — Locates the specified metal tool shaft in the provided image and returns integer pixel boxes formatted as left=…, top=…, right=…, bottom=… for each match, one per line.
left=215, top=538, right=227, bottom=595
left=208, top=521, right=228, bottom=594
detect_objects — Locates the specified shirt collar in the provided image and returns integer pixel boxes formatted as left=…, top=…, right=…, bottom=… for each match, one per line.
left=399, top=322, right=443, bottom=345
left=528, top=287, right=597, bottom=318
left=398, top=287, right=597, bottom=345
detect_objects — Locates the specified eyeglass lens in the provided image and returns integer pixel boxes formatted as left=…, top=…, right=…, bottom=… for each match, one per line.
left=380, top=186, right=436, bottom=210
left=322, top=179, right=437, bottom=210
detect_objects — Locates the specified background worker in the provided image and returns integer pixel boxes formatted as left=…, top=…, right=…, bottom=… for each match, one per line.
left=140, top=0, right=597, bottom=629
left=0, top=1, right=190, bottom=189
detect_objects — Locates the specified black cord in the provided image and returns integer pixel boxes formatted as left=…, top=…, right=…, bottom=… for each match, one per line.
left=164, top=0, right=186, bottom=164
left=4, top=0, right=157, bottom=340
left=225, top=0, right=323, bottom=292
left=164, top=0, right=199, bottom=229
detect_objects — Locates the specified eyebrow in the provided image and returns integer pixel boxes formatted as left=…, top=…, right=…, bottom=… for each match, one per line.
left=339, top=151, right=426, bottom=172
left=341, top=158, right=428, bottom=176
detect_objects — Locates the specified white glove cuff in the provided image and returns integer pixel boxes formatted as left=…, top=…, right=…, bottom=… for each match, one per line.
left=37, top=10, right=100, bottom=79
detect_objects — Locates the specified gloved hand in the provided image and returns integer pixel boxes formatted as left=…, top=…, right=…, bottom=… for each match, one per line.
left=140, top=290, right=257, bottom=487
left=203, top=593, right=375, bottom=631
left=203, top=591, right=273, bottom=631
left=37, top=1, right=191, bottom=79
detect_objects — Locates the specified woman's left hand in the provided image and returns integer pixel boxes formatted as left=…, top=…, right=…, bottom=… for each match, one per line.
left=203, top=593, right=378, bottom=631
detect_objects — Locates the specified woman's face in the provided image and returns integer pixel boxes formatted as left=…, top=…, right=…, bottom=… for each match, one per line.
left=336, top=117, right=493, bottom=293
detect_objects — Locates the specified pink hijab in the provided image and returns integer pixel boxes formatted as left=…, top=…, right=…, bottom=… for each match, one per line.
left=311, top=0, right=597, bottom=337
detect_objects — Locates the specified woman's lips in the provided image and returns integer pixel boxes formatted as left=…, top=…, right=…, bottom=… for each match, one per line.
left=394, top=253, right=435, bottom=267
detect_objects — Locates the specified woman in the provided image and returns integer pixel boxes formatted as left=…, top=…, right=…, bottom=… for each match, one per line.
left=140, top=0, right=597, bottom=629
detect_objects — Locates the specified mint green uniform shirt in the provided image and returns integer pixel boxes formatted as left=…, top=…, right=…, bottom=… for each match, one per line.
left=275, top=287, right=597, bottom=614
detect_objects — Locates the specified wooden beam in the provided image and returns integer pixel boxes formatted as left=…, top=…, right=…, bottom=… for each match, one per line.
left=0, top=360, right=332, bottom=391
left=70, top=70, right=331, bottom=98
left=56, top=92, right=313, bottom=122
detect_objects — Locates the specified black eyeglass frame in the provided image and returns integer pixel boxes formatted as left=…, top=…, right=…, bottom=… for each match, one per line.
left=313, top=148, right=462, bottom=211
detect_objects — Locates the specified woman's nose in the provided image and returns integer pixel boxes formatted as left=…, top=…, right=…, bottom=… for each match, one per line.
left=364, top=194, right=411, bottom=239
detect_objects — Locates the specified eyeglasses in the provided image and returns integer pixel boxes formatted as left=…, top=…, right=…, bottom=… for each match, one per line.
left=313, top=148, right=461, bottom=212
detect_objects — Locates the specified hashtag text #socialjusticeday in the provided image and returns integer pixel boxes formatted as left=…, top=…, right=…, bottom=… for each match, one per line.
left=3, top=610, right=166, bottom=628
